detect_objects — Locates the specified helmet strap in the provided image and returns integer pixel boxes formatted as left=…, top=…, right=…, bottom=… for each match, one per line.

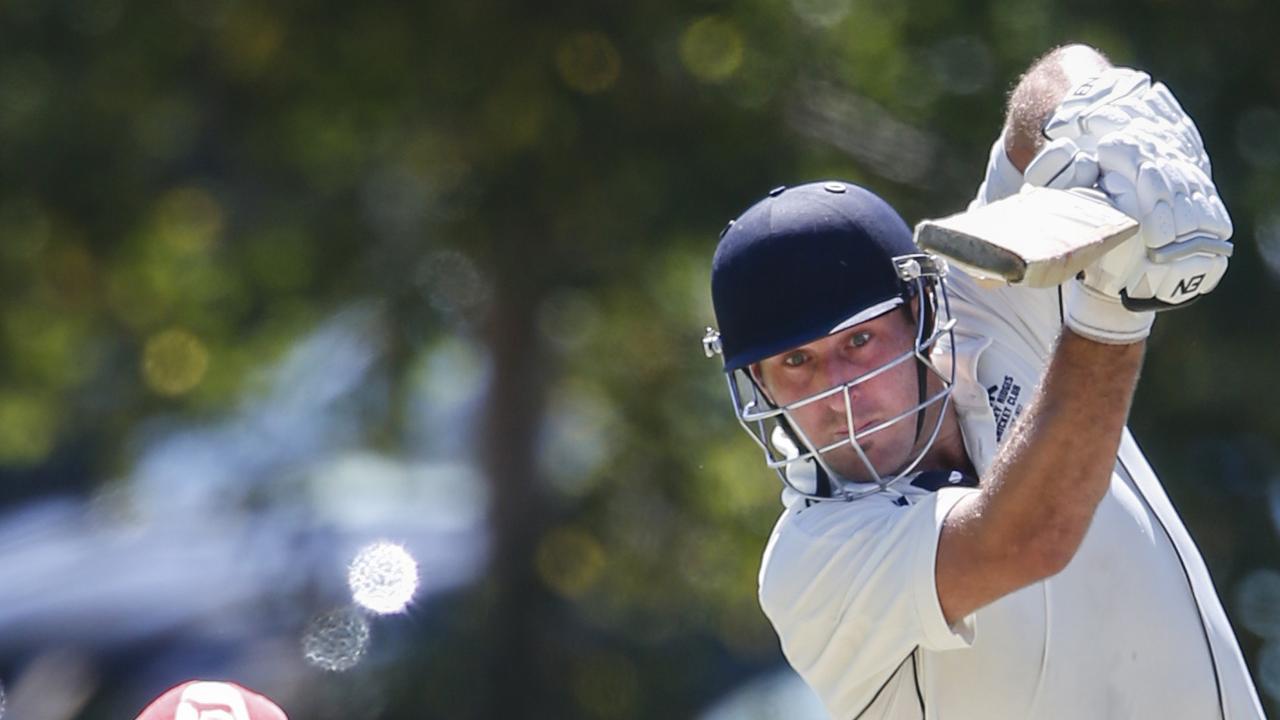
left=813, top=454, right=833, bottom=497
left=914, top=360, right=928, bottom=442
left=911, top=282, right=936, bottom=444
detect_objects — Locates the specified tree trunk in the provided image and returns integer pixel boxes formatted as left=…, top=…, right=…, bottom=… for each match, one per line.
left=476, top=255, right=556, bottom=717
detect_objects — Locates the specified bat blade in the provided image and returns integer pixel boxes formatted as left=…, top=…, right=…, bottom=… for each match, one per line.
left=914, top=187, right=1139, bottom=287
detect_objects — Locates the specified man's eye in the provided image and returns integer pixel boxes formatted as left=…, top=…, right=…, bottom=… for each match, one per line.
left=782, top=352, right=808, bottom=368
left=850, top=332, right=872, bottom=348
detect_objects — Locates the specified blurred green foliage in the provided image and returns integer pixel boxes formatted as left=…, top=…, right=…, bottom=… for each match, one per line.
left=2, top=0, right=1279, bottom=717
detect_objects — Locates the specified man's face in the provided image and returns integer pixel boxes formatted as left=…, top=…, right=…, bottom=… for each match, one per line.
left=754, top=307, right=929, bottom=482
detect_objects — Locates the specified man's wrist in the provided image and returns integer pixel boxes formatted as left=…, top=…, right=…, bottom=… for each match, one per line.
left=1063, top=280, right=1154, bottom=345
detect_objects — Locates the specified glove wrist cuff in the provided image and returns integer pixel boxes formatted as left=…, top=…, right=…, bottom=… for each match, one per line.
left=1063, top=281, right=1154, bottom=344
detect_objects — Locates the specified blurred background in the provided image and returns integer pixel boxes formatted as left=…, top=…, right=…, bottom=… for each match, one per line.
left=1, top=0, right=1278, bottom=717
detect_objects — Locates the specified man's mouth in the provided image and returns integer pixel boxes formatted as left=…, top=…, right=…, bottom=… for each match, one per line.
left=833, top=420, right=880, bottom=443
left=838, top=420, right=879, bottom=434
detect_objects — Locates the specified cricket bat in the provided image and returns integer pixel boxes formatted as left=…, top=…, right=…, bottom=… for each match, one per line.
left=914, top=187, right=1139, bottom=288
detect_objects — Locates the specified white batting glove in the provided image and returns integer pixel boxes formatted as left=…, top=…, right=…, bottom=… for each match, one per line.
left=1025, top=67, right=1212, bottom=188
left=1021, top=69, right=1233, bottom=343
left=1058, top=146, right=1231, bottom=344
left=971, top=132, right=1026, bottom=208
left=1083, top=132, right=1231, bottom=302
left=1041, top=67, right=1210, bottom=174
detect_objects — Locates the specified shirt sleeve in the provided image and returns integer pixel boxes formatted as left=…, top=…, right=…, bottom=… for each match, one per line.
left=758, top=487, right=977, bottom=718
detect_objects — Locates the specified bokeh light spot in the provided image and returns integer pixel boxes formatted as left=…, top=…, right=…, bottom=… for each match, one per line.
left=538, top=289, right=601, bottom=352
left=142, top=328, right=210, bottom=397
left=700, top=443, right=775, bottom=520
left=415, top=249, right=492, bottom=326
left=217, top=6, right=283, bottom=77
left=556, top=32, right=622, bottom=94
left=481, top=78, right=551, bottom=151
left=679, top=16, right=744, bottom=83
left=0, top=391, right=57, bottom=465
left=1237, top=568, right=1280, bottom=639
left=47, top=244, right=97, bottom=309
left=152, top=186, right=224, bottom=254
left=788, top=0, right=852, bottom=28
left=302, top=607, right=371, bottom=672
left=4, top=303, right=92, bottom=387
left=536, top=526, right=605, bottom=598
left=348, top=541, right=420, bottom=615
left=540, top=383, right=615, bottom=497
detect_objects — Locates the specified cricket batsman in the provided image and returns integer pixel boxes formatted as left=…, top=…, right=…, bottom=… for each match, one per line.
left=702, top=45, right=1266, bottom=718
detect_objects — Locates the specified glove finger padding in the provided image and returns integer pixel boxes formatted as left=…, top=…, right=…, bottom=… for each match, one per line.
left=1134, top=163, right=1177, bottom=248
left=1046, top=71, right=1209, bottom=175
left=1135, top=162, right=1173, bottom=217
left=1172, top=191, right=1200, bottom=237
left=1206, top=193, right=1233, bottom=239
left=1043, top=68, right=1152, bottom=140
left=1096, top=134, right=1144, bottom=184
left=1094, top=131, right=1231, bottom=250
left=1023, top=137, right=1100, bottom=189
left=1145, top=82, right=1210, bottom=170
left=1143, top=82, right=1186, bottom=124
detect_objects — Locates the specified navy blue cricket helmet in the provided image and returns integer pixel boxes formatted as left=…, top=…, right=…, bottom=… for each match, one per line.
left=702, top=181, right=956, bottom=500
left=710, top=182, right=922, bottom=371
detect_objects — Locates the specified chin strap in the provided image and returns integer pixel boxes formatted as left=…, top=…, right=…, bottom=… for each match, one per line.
left=758, top=377, right=834, bottom=499
left=813, top=461, right=832, bottom=498
left=780, top=420, right=831, bottom=498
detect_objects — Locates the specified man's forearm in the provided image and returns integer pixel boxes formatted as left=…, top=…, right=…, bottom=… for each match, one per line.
left=979, top=330, right=1144, bottom=569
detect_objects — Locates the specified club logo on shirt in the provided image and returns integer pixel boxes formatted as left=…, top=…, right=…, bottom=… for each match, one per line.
left=987, top=375, right=1024, bottom=442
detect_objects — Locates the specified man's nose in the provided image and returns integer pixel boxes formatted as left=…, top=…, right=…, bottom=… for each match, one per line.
left=821, top=357, right=861, bottom=408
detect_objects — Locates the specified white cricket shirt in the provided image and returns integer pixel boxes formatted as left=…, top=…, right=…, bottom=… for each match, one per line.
left=757, top=153, right=1265, bottom=717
